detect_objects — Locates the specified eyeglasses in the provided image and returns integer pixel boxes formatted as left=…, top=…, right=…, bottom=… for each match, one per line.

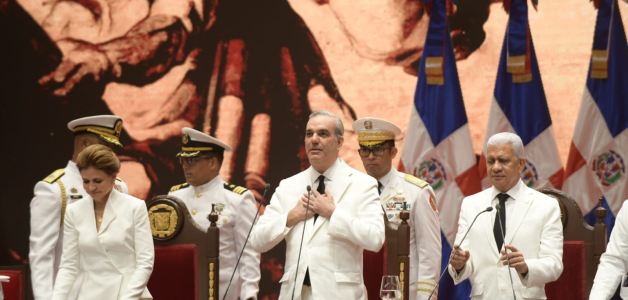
left=358, top=148, right=393, bottom=157
left=179, top=157, right=211, bottom=166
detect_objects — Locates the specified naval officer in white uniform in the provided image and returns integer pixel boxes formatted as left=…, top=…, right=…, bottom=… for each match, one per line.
left=29, top=115, right=130, bottom=300
left=168, top=127, right=261, bottom=300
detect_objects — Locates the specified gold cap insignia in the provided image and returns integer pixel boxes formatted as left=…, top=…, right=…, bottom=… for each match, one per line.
left=114, top=120, right=123, bottom=137
left=182, top=133, right=190, bottom=145
left=364, top=120, right=373, bottom=129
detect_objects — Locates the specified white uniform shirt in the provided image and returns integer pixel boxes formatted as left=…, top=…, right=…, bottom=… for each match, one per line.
left=590, top=200, right=628, bottom=300
left=379, top=167, right=441, bottom=300
left=29, top=160, right=129, bottom=300
left=168, top=175, right=261, bottom=300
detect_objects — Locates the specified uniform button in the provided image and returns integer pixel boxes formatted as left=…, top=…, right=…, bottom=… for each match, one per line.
left=223, top=218, right=228, bottom=223
left=200, top=187, right=204, bottom=190
left=192, top=209, right=197, bottom=215
left=197, top=193, right=201, bottom=198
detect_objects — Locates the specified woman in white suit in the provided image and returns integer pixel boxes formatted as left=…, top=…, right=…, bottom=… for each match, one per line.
left=52, top=144, right=154, bottom=300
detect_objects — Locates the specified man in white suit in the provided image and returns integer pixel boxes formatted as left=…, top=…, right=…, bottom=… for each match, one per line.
left=590, top=199, right=628, bottom=300
left=448, top=132, right=563, bottom=299
left=29, top=115, right=130, bottom=300
left=250, top=110, right=385, bottom=300
left=168, top=127, right=261, bottom=300
left=353, top=117, right=441, bottom=300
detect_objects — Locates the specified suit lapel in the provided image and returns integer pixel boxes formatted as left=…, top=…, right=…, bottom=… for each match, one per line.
left=98, top=189, right=118, bottom=236
left=504, top=189, right=533, bottom=245
left=481, top=191, right=500, bottom=257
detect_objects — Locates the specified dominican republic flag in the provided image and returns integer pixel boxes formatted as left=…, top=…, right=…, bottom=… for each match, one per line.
left=563, top=0, right=628, bottom=234
left=477, top=0, right=564, bottom=190
left=400, top=0, right=482, bottom=298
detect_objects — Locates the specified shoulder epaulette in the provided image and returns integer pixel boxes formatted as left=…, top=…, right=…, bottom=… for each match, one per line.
left=43, top=169, right=65, bottom=184
left=224, top=183, right=248, bottom=195
left=170, top=183, right=190, bottom=192
left=404, top=174, right=429, bottom=188
left=116, top=177, right=123, bottom=182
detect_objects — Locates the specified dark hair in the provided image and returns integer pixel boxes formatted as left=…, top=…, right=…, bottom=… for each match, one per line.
left=76, top=144, right=121, bottom=176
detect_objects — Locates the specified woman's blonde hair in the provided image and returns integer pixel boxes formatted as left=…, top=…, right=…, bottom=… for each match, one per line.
left=76, top=144, right=120, bottom=176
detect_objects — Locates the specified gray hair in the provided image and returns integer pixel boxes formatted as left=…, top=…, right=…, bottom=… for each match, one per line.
left=309, top=110, right=344, bottom=140
left=487, top=132, right=524, bottom=159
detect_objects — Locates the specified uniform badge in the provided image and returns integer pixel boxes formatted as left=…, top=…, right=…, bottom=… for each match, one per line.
left=114, top=120, right=123, bottom=137
left=385, top=200, right=396, bottom=210
left=429, top=195, right=438, bottom=211
left=364, top=120, right=373, bottom=129
left=214, top=203, right=226, bottom=214
left=70, top=188, right=78, bottom=193
left=387, top=214, right=394, bottom=219
left=182, top=133, right=190, bottom=144
left=70, top=195, right=82, bottom=200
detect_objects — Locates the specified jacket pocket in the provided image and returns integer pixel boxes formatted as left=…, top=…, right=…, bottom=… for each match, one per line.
left=521, top=285, right=545, bottom=299
left=334, top=271, right=361, bottom=283
left=279, top=269, right=291, bottom=283
left=470, top=283, right=483, bottom=297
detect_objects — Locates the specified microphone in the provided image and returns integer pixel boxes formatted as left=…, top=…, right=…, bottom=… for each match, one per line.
left=428, top=206, right=493, bottom=300
left=291, top=185, right=312, bottom=300
left=222, top=183, right=271, bottom=300
left=496, top=203, right=517, bottom=300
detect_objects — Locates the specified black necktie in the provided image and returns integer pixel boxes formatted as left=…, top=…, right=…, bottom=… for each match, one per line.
left=494, top=193, right=509, bottom=251
left=314, top=175, right=325, bottom=223
left=378, top=181, right=383, bottom=195
left=303, top=175, right=326, bottom=287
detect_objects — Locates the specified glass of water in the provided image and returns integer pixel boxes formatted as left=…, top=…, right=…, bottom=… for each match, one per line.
left=380, top=275, right=401, bottom=300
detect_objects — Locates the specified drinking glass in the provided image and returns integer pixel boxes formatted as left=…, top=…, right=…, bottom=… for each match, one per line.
left=380, top=275, right=401, bottom=300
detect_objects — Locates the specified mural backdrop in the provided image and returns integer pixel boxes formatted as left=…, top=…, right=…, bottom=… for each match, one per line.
left=2, top=0, right=627, bottom=298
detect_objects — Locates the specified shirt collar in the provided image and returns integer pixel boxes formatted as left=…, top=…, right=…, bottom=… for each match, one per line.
left=66, top=160, right=79, bottom=176
left=491, top=179, right=525, bottom=201
left=194, top=174, right=222, bottom=194
left=310, top=158, right=342, bottom=184
left=378, top=166, right=396, bottom=188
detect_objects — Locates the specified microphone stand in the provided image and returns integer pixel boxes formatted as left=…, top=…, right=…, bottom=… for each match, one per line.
left=291, top=185, right=312, bottom=300
left=428, top=206, right=494, bottom=300
left=222, top=183, right=271, bottom=300
left=496, top=203, right=517, bottom=300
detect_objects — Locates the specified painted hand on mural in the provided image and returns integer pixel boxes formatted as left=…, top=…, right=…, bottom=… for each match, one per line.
left=38, top=40, right=114, bottom=96
left=320, top=0, right=492, bottom=75
left=38, top=15, right=189, bottom=96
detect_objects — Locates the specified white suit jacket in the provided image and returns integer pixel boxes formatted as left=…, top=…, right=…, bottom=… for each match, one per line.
left=51, top=189, right=154, bottom=300
left=447, top=180, right=563, bottom=300
left=29, top=161, right=129, bottom=300
left=590, top=200, right=628, bottom=300
left=169, top=175, right=261, bottom=300
left=379, top=168, right=441, bottom=300
left=250, top=158, right=385, bottom=300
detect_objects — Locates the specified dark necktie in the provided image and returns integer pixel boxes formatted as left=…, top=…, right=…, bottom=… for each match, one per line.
left=378, top=181, right=383, bottom=195
left=303, top=175, right=326, bottom=287
left=314, top=175, right=325, bottom=223
left=494, top=193, right=509, bottom=251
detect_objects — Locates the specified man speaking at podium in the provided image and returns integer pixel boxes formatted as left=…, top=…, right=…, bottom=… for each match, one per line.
left=251, top=110, right=385, bottom=300
left=448, top=132, right=563, bottom=299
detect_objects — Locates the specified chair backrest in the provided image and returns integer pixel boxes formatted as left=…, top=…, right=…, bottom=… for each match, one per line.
left=146, top=195, right=220, bottom=300
left=538, top=188, right=608, bottom=298
left=364, top=205, right=411, bottom=300
left=0, top=265, right=32, bottom=300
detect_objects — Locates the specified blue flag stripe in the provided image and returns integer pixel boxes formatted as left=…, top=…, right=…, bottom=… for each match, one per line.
left=414, top=0, right=468, bottom=146
left=493, top=32, right=552, bottom=146
left=586, top=0, right=628, bottom=138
